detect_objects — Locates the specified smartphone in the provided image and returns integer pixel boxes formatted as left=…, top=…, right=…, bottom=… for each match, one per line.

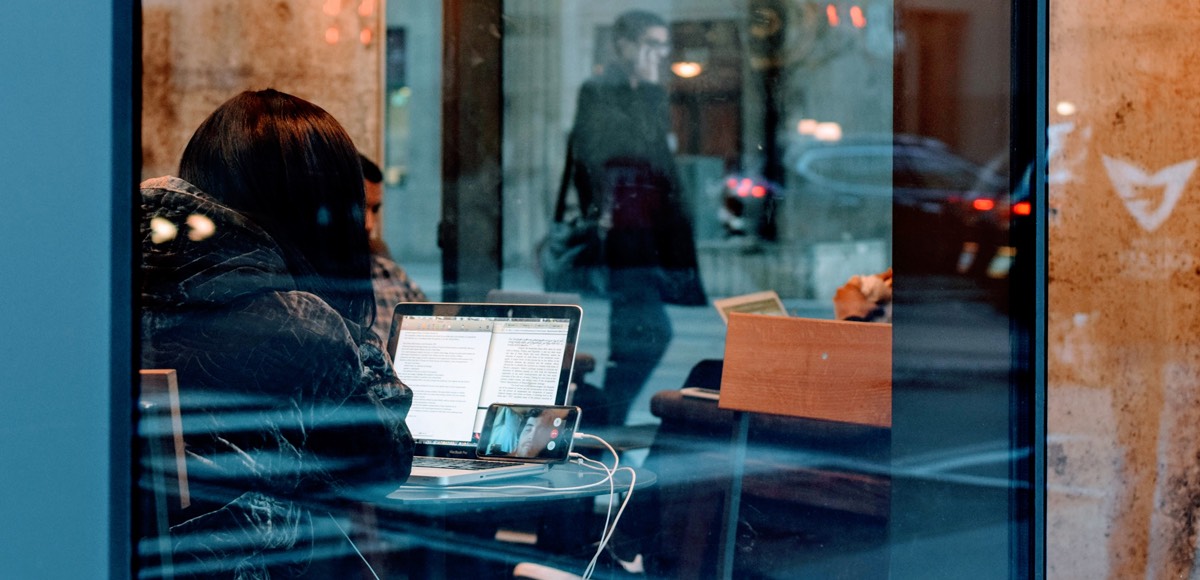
left=476, top=404, right=581, bottom=463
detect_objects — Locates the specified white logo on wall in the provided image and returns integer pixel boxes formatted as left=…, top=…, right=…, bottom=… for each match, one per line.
left=1101, top=155, right=1196, bottom=232
left=1048, top=122, right=1090, bottom=185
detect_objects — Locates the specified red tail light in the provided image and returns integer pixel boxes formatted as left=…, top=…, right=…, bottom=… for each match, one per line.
left=1012, top=200, right=1032, bottom=216
left=972, top=198, right=996, bottom=211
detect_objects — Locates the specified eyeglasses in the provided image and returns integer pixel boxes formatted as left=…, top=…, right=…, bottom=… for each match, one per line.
left=639, top=39, right=671, bottom=54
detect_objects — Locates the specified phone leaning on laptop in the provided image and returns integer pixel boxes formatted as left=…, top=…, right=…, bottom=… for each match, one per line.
left=405, top=403, right=581, bottom=486
left=477, top=404, right=581, bottom=462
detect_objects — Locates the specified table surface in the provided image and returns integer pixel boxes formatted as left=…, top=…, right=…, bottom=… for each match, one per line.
left=378, top=462, right=654, bottom=507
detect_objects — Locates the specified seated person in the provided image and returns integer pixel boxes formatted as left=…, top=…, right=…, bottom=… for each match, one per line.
left=483, top=408, right=555, bottom=457
left=833, top=267, right=893, bottom=323
left=483, top=405, right=524, bottom=455
left=140, top=89, right=414, bottom=577
left=513, top=409, right=556, bottom=457
left=360, top=154, right=427, bottom=341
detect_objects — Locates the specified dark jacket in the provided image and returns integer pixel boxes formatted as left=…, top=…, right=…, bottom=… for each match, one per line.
left=570, top=68, right=706, bottom=304
left=140, top=176, right=413, bottom=577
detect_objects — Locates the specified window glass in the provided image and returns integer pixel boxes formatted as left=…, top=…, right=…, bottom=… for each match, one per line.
left=493, top=2, right=1028, bottom=578
left=136, top=0, right=1035, bottom=577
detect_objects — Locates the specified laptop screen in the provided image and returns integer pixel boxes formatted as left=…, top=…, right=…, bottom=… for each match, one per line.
left=386, top=303, right=582, bottom=455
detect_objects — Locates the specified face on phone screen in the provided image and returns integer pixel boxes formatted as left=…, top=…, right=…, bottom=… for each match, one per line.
left=476, top=404, right=581, bottom=462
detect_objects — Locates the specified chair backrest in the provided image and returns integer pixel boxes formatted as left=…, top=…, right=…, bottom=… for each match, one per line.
left=140, top=369, right=190, bottom=508
left=714, top=314, right=892, bottom=578
left=139, top=369, right=188, bottom=579
left=718, top=314, right=891, bottom=428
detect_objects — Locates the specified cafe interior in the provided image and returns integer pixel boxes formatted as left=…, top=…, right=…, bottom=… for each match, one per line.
left=5, top=0, right=1051, bottom=578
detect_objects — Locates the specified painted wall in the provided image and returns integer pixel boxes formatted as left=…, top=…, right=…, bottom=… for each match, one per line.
left=0, top=1, right=122, bottom=576
left=1047, top=1, right=1200, bottom=577
left=141, top=0, right=384, bottom=180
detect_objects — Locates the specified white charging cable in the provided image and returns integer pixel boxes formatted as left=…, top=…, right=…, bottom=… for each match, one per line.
left=572, top=432, right=637, bottom=580
left=328, top=512, right=382, bottom=580
left=427, top=431, right=637, bottom=579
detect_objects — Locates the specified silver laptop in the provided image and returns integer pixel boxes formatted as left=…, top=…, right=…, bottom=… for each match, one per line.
left=386, top=302, right=583, bottom=485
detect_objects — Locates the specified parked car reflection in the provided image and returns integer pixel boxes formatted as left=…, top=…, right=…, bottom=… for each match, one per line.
left=784, top=133, right=1005, bottom=272
left=717, top=174, right=781, bottom=240
left=952, top=161, right=1031, bottom=280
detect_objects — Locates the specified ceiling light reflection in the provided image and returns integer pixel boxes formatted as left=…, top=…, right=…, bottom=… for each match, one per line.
left=150, top=217, right=177, bottom=244
left=850, top=6, right=867, bottom=28
left=671, top=62, right=703, bottom=78
left=186, top=214, right=216, bottom=241
left=814, top=122, right=843, bottom=141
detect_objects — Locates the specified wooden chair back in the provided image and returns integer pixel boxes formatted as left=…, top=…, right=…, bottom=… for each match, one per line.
left=719, top=313, right=891, bottom=427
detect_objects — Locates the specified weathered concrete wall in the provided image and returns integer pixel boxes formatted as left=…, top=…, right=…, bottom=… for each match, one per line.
left=142, top=0, right=383, bottom=180
left=1048, top=2, right=1200, bottom=578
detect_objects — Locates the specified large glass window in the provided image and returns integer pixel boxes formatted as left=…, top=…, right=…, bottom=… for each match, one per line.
left=135, top=0, right=1037, bottom=577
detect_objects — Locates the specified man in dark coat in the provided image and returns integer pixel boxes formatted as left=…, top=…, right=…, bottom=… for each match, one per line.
left=570, top=10, right=705, bottom=425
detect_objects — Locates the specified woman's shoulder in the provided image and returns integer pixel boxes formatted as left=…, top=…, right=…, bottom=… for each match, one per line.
left=141, top=175, right=201, bottom=194
left=250, top=290, right=360, bottom=357
left=253, top=291, right=395, bottom=379
left=178, top=290, right=362, bottom=384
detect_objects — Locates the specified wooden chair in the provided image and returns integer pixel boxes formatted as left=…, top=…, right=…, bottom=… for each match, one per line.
left=715, top=313, right=891, bottom=578
left=138, top=369, right=188, bottom=580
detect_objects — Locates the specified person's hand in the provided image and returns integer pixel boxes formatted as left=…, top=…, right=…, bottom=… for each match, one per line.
left=833, top=268, right=893, bottom=322
left=834, top=276, right=874, bottom=321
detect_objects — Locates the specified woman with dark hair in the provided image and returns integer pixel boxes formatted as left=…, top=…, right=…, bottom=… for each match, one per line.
left=140, top=89, right=413, bottom=578
left=177, top=89, right=375, bottom=323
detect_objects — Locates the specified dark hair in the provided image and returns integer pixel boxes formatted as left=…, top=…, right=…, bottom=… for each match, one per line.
left=359, top=153, right=383, bottom=184
left=179, top=89, right=373, bottom=324
left=612, top=9, right=667, bottom=46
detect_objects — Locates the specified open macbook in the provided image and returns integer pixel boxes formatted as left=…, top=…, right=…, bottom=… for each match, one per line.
left=712, top=290, right=788, bottom=323
left=386, top=302, right=583, bottom=485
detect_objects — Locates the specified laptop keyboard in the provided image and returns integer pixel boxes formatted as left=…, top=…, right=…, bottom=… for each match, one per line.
left=413, top=457, right=509, bottom=471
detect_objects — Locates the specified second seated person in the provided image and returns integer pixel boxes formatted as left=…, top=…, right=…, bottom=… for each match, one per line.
left=569, top=10, right=706, bottom=425
left=360, top=153, right=427, bottom=342
left=140, top=89, right=414, bottom=577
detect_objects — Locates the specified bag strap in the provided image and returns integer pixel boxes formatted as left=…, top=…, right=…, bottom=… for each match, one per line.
left=552, top=136, right=575, bottom=223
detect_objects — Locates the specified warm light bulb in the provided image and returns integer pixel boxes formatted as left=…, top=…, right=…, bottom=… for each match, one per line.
left=358, top=0, right=375, bottom=16
left=1056, top=101, right=1077, bottom=116
left=798, top=119, right=819, bottom=135
left=186, top=214, right=216, bottom=241
left=150, top=217, right=177, bottom=244
left=325, top=26, right=340, bottom=44
left=826, top=4, right=840, bottom=27
left=671, top=62, right=703, bottom=78
left=360, top=28, right=373, bottom=45
left=814, top=122, right=843, bottom=141
left=323, top=0, right=340, bottom=16
left=850, top=6, right=866, bottom=28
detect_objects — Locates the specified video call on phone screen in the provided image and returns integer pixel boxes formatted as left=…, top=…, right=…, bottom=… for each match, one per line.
left=478, top=405, right=578, bottom=461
